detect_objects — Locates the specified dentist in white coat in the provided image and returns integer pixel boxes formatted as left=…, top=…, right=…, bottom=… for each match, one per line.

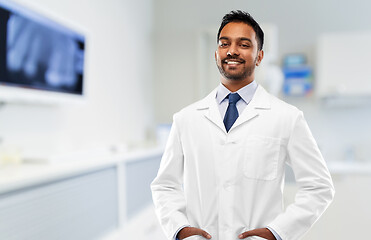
left=151, top=10, right=334, bottom=240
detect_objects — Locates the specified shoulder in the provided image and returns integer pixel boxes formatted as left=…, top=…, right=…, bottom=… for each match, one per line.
left=173, top=99, right=205, bottom=123
left=257, top=86, right=302, bottom=121
left=173, top=89, right=216, bottom=121
left=271, top=94, right=300, bottom=114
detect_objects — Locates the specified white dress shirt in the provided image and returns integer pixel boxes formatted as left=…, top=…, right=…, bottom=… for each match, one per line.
left=215, top=81, right=258, bottom=118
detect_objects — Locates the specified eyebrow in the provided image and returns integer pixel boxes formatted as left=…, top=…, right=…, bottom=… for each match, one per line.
left=218, top=37, right=253, bottom=43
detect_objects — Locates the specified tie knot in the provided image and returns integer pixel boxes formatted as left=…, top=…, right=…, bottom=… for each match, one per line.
left=228, top=93, right=241, bottom=104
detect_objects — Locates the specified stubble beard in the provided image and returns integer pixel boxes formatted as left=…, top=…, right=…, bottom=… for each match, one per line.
left=217, top=57, right=257, bottom=81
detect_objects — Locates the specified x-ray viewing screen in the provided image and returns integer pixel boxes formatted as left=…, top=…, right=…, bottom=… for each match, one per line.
left=0, top=2, right=85, bottom=96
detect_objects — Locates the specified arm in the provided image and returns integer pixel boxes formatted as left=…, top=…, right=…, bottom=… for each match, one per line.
left=150, top=115, right=190, bottom=240
left=267, top=111, right=335, bottom=240
left=238, top=227, right=278, bottom=240
left=177, top=227, right=212, bottom=240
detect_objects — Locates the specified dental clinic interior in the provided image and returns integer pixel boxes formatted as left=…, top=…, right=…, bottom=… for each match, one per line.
left=0, top=0, right=370, bottom=239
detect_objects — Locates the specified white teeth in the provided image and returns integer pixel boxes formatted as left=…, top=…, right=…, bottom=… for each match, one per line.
left=227, top=61, right=240, bottom=64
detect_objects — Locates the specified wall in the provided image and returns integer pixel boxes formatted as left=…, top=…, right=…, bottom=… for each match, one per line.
left=153, top=0, right=371, bottom=123
left=0, top=0, right=154, bottom=160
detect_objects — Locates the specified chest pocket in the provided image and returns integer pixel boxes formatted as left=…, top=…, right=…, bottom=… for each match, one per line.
left=243, top=135, right=281, bottom=181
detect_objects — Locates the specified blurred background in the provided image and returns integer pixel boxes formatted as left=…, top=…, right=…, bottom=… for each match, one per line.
left=0, top=0, right=370, bottom=239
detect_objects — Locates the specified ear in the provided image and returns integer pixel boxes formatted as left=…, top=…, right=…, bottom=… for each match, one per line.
left=255, top=50, right=264, bottom=66
left=215, top=50, right=217, bottom=61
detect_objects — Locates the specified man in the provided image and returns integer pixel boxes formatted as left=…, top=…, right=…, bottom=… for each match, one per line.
left=151, top=10, right=334, bottom=240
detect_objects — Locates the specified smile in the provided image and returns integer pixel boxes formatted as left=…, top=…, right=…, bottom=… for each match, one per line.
left=224, top=59, right=245, bottom=65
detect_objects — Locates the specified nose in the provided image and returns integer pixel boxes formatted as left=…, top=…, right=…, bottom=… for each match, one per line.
left=227, top=43, right=239, bottom=57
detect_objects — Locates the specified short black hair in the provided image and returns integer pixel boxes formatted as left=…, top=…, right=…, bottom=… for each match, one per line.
left=217, top=10, right=264, bottom=51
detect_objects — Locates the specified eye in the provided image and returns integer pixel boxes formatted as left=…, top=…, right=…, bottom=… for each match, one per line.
left=240, top=43, right=250, bottom=48
left=219, top=42, right=229, bottom=47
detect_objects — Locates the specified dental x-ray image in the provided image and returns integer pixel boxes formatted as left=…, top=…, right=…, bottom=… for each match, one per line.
left=0, top=4, right=85, bottom=95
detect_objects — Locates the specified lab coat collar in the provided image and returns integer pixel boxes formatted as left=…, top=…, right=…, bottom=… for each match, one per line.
left=196, top=85, right=271, bottom=133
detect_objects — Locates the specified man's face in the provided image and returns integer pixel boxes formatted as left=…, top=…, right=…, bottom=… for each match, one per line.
left=215, top=22, right=263, bottom=82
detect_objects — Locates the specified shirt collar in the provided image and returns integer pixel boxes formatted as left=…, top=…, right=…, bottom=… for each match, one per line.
left=215, top=80, right=258, bottom=105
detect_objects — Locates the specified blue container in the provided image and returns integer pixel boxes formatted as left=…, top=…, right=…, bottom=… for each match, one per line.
left=283, top=66, right=313, bottom=96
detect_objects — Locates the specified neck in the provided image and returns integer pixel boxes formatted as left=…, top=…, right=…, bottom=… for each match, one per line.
left=221, top=76, right=254, bottom=92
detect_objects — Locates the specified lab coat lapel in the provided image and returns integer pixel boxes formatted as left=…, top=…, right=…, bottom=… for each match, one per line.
left=196, top=88, right=227, bottom=133
left=196, top=85, right=271, bottom=133
left=229, top=85, right=271, bottom=132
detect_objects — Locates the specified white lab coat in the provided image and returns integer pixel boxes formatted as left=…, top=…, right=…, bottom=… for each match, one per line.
left=151, top=85, right=334, bottom=240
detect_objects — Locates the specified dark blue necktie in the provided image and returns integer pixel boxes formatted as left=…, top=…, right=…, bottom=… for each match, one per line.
left=223, top=93, right=241, bottom=132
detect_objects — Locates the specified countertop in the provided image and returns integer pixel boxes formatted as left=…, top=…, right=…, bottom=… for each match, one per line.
left=0, top=147, right=164, bottom=194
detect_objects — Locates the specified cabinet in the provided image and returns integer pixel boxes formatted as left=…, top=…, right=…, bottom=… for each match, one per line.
left=316, top=32, right=371, bottom=100
left=0, top=167, right=118, bottom=240
left=0, top=148, right=163, bottom=240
